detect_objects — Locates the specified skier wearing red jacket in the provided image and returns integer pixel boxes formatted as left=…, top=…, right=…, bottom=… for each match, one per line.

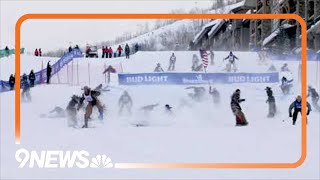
left=108, top=47, right=113, bottom=58
left=34, top=49, right=39, bottom=56
left=117, top=45, right=123, bottom=57
left=105, top=46, right=109, bottom=58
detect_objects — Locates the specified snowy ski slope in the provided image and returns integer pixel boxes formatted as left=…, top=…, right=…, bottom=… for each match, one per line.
left=0, top=51, right=319, bottom=179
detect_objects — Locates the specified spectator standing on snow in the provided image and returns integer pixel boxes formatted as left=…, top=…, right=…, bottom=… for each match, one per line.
left=167, top=53, right=176, bottom=71
left=34, top=49, right=39, bottom=56
left=5, top=46, right=9, bottom=56
left=102, top=46, right=105, bottom=58
left=108, top=47, right=113, bottom=58
left=9, top=74, right=15, bottom=90
left=29, top=70, right=36, bottom=87
left=46, top=61, right=52, bottom=84
left=117, top=45, right=123, bottom=57
left=39, top=48, right=42, bottom=56
left=105, top=46, right=109, bottom=58
left=68, top=46, right=72, bottom=53
left=125, top=43, right=130, bottom=59
left=135, top=43, right=139, bottom=53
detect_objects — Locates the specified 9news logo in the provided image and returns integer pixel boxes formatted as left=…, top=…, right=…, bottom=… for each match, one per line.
left=15, top=148, right=113, bottom=168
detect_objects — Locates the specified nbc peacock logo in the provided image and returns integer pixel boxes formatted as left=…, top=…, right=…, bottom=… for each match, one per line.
left=90, top=154, right=113, bottom=168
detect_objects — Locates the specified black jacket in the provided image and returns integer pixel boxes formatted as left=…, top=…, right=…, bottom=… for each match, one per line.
left=78, top=90, right=101, bottom=108
left=266, top=88, right=275, bottom=103
left=29, top=72, right=35, bottom=81
left=47, top=63, right=52, bottom=75
left=266, top=88, right=273, bottom=97
left=9, top=75, right=15, bottom=85
left=125, top=45, right=130, bottom=54
left=289, top=100, right=311, bottom=115
left=67, top=98, right=79, bottom=110
left=231, top=91, right=245, bottom=112
left=21, top=75, right=30, bottom=90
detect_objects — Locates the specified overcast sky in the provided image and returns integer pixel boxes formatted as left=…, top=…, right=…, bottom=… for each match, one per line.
left=0, top=0, right=212, bottom=52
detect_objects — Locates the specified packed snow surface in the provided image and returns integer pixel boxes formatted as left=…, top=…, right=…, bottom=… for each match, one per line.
left=1, top=50, right=319, bottom=179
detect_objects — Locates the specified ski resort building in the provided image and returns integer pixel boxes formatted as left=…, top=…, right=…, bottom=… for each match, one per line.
left=192, top=0, right=256, bottom=51
left=193, top=0, right=320, bottom=53
left=260, top=0, right=320, bottom=53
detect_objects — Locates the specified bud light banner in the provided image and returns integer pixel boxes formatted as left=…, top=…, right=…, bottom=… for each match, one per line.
left=118, top=72, right=279, bottom=85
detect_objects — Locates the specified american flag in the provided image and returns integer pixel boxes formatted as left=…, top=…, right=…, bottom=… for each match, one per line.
left=199, top=49, right=209, bottom=68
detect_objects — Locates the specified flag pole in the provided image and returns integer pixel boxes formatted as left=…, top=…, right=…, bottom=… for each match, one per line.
left=199, top=49, right=211, bottom=87
left=203, top=67, right=211, bottom=87
left=200, top=49, right=216, bottom=106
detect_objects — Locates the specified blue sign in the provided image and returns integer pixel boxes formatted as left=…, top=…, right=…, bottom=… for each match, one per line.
left=0, top=48, right=83, bottom=92
left=118, top=72, right=279, bottom=85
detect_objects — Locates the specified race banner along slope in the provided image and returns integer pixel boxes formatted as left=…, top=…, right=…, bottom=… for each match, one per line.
left=118, top=72, right=279, bottom=85
left=0, top=49, right=83, bottom=92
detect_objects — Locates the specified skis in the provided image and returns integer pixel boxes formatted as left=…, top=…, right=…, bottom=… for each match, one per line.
left=72, top=125, right=96, bottom=129
left=235, top=122, right=249, bottom=127
left=131, top=123, right=148, bottom=127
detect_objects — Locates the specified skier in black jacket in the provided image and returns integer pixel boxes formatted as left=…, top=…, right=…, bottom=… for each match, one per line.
left=307, top=86, right=320, bottom=111
left=66, top=95, right=81, bottom=127
left=135, top=43, right=139, bottom=53
left=265, top=86, right=276, bottom=117
left=289, top=95, right=311, bottom=125
left=125, top=43, right=130, bottom=59
left=21, top=73, right=31, bottom=102
left=231, top=89, right=248, bottom=126
left=46, top=62, right=52, bottom=84
left=29, top=70, right=36, bottom=87
left=45, top=95, right=81, bottom=127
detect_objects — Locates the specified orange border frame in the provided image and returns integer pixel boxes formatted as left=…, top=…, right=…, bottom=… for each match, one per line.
left=14, top=14, right=307, bottom=169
